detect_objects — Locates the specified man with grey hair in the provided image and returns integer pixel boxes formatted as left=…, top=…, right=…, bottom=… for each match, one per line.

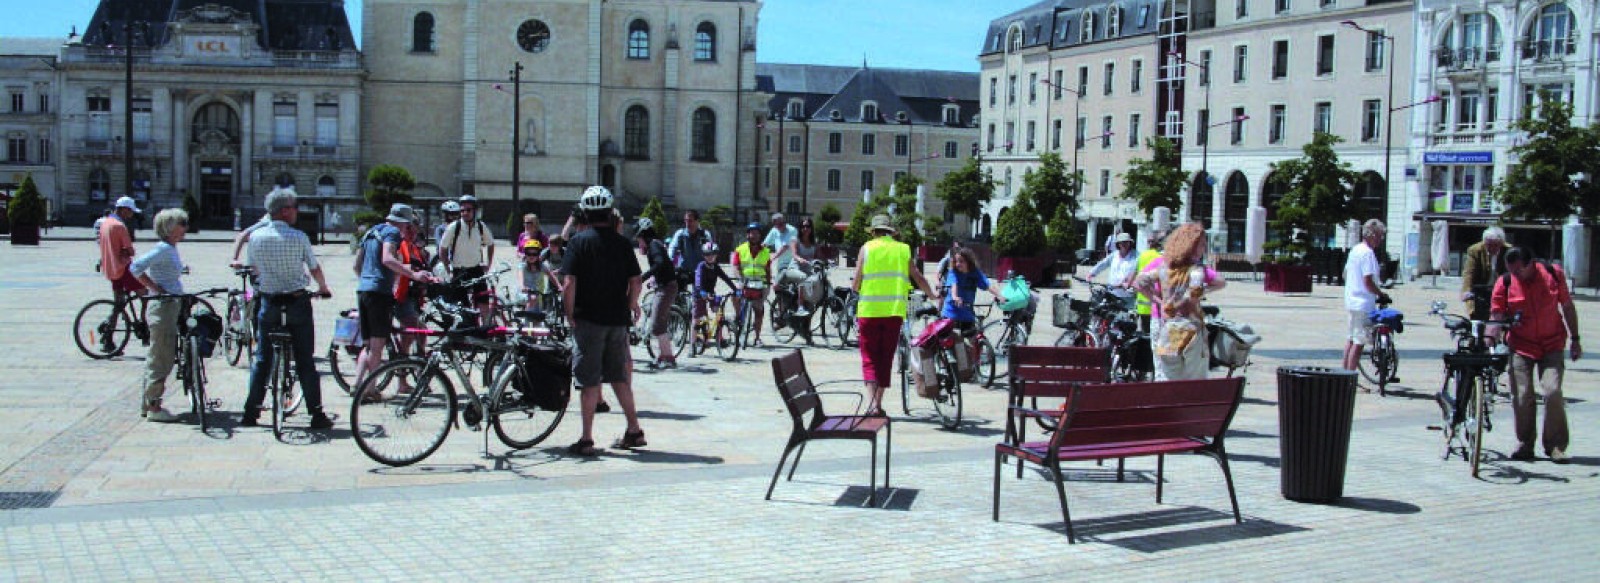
left=1342, top=219, right=1390, bottom=375
left=1461, top=226, right=1510, bottom=320
left=242, top=188, right=335, bottom=430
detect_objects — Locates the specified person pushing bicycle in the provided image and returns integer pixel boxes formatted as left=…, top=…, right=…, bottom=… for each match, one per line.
left=732, top=223, right=772, bottom=346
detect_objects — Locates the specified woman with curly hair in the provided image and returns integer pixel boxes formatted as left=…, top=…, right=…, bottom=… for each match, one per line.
left=1133, top=223, right=1226, bottom=380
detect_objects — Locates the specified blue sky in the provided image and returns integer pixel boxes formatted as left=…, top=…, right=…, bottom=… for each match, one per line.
left=3, top=0, right=1039, bottom=72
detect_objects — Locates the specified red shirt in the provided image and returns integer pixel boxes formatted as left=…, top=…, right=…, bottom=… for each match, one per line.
left=1491, top=262, right=1571, bottom=359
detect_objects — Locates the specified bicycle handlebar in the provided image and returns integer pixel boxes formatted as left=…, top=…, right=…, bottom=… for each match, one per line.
left=145, top=287, right=231, bottom=300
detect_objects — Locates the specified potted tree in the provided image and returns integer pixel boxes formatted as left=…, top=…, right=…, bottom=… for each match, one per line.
left=7, top=174, right=46, bottom=246
left=1263, top=132, right=1358, bottom=293
left=934, top=156, right=996, bottom=242
left=816, top=202, right=844, bottom=261
left=992, top=189, right=1048, bottom=283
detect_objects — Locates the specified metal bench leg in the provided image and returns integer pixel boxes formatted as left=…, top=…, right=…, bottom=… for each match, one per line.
left=1052, top=462, right=1076, bottom=544
left=992, top=450, right=1003, bottom=521
left=1215, top=451, right=1243, bottom=524
left=766, top=440, right=799, bottom=501
left=1117, top=458, right=1125, bottom=482
left=786, top=442, right=808, bottom=481
left=884, top=423, right=892, bottom=492
left=869, top=439, right=878, bottom=507
left=1156, top=454, right=1165, bottom=504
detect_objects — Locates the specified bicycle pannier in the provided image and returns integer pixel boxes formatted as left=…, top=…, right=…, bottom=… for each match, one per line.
left=1207, top=319, right=1261, bottom=370
left=331, top=316, right=361, bottom=347
left=516, top=343, right=573, bottom=412
left=189, top=308, right=224, bottom=358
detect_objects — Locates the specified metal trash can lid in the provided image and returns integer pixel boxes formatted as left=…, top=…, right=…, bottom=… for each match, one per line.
left=1277, top=366, right=1359, bottom=378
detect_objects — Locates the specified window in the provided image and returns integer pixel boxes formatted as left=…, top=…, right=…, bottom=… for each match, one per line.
left=763, top=168, right=770, bottom=188
left=1130, top=59, right=1143, bottom=93
left=763, top=135, right=771, bottom=153
left=1099, top=169, right=1111, bottom=196
left=131, top=97, right=152, bottom=144
left=1236, top=0, right=1248, bottom=19
left=786, top=168, right=801, bottom=189
left=1320, top=0, right=1334, bottom=6
left=1271, top=40, right=1288, bottom=79
left=1199, top=50, right=1212, bottom=85
left=862, top=133, right=876, bottom=155
left=828, top=132, right=842, bottom=154
left=1029, top=72, right=1037, bottom=103
left=1269, top=104, right=1285, bottom=144
left=1275, top=0, right=1290, bottom=14
left=1005, top=122, right=1015, bottom=150
left=789, top=135, right=802, bottom=153
left=827, top=169, right=841, bottom=191
left=37, top=137, right=49, bottom=163
left=861, top=170, right=875, bottom=192
left=1080, top=12, right=1095, bottom=43
left=1365, top=30, right=1386, bottom=71
left=8, top=91, right=21, bottom=113
left=625, top=105, right=649, bottom=159
left=1128, top=113, right=1141, bottom=147
left=1051, top=120, right=1062, bottom=150
left=1075, top=117, right=1086, bottom=148
left=1026, top=121, right=1036, bottom=151
left=1103, top=62, right=1114, bottom=95
left=272, top=99, right=296, bottom=149
left=895, top=134, right=909, bottom=156
left=1486, top=88, right=1500, bottom=129
left=942, top=105, right=959, bottom=125
left=1233, top=45, right=1248, bottom=83
left=1230, top=107, right=1246, bottom=144
left=314, top=103, right=338, bottom=152
left=1437, top=90, right=1451, bottom=128
left=86, top=94, right=110, bottom=142
left=1077, top=66, right=1089, bottom=95
left=1101, top=115, right=1113, bottom=148
left=1314, top=102, right=1332, bottom=134
left=691, top=107, right=716, bottom=161
left=787, top=100, right=804, bottom=119
left=1316, top=35, right=1334, bottom=76
left=987, top=124, right=995, bottom=152
left=1361, top=99, right=1380, bottom=142
left=1457, top=90, right=1481, bottom=131
left=862, top=102, right=879, bottom=122
left=945, top=141, right=958, bottom=159
left=1053, top=69, right=1063, bottom=100
left=6, top=134, right=24, bottom=162
left=1197, top=109, right=1210, bottom=145
left=1527, top=4, right=1574, bottom=60
left=89, top=168, right=110, bottom=201
left=1139, top=6, right=1151, bottom=27
left=37, top=93, right=47, bottom=114
left=627, top=20, right=650, bottom=59
left=989, top=78, right=997, bottom=106
left=1522, top=83, right=1573, bottom=117
left=1008, top=75, right=1017, bottom=104
left=1107, top=7, right=1122, bottom=37
left=694, top=22, right=716, bottom=61
left=412, top=12, right=435, bottom=52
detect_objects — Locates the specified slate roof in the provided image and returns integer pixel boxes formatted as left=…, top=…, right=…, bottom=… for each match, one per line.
left=79, top=0, right=355, bottom=51
left=756, top=63, right=980, bottom=127
left=980, top=0, right=1162, bottom=56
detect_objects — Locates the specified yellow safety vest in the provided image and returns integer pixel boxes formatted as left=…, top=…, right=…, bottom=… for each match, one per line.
left=735, top=242, right=770, bottom=280
left=1135, top=248, right=1160, bottom=315
left=856, top=236, right=911, bottom=319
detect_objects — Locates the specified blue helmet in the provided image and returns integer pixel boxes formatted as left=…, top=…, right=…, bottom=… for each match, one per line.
left=746, top=222, right=762, bottom=233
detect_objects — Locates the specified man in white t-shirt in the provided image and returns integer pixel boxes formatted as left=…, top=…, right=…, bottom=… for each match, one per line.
left=1342, top=219, right=1389, bottom=372
left=439, top=195, right=497, bottom=318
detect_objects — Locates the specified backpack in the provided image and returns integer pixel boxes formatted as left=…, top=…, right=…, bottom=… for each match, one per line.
left=443, top=219, right=488, bottom=263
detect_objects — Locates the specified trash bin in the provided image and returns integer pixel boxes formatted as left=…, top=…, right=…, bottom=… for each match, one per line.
left=1276, top=366, right=1358, bottom=503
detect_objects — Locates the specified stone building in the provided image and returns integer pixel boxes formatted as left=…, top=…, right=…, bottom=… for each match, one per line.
left=0, top=39, right=60, bottom=217
left=56, top=0, right=363, bottom=228
left=362, top=0, right=763, bottom=230
left=754, top=63, right=979, bottom=234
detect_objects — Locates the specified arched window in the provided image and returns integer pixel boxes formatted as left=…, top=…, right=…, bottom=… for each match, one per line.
left=1190, top=172, right=1214, bottom=228
left=694, top=22, right=716, bottom=61
left=316, top=175, right=336, bottom=197
left=1526, top=3, right=1575, bottom=59
left=690, top=107, right=716, bottom=161
left=1007, top=26, right=1024, bottom=53
left=1224, top=171, right=1249, bottom=253
left=412, top=13, right=435, bottom=53
left=624, top=105, right=649, bottom=159
left=88, top=168, right=110, bottom=201
left=1080, top=12, right=1095, bottom=43
left=523, top=119, right=539, bottom=154
left=191, top=103, right=240, bottom=144
left=1107, top=6, right=1122, bottom=37
left=627, top=20, right=650, bottom=59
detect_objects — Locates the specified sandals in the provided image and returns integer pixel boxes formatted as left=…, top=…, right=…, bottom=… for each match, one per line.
left=567, top=439, right=600, bottom=457
left=613, top=430, right=647, bottom=450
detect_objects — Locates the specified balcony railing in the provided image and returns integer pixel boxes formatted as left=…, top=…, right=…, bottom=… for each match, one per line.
left=1520, top=38, right=1576, bottom=61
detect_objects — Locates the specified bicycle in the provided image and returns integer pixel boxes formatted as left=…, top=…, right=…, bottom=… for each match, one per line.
left=73, top=292, right=153, bottom=359
left=350, top=314, right=568, bottom=466
left=896, top=291, right=939, bottom=416
left=902, top=313, right=987, bottom=429
left=1358, top=297, right=1404, bottom=396
left=635, top=283, right=691, bottom=361
left=730, top=280, right=768, bottom=353
left=152, top=288, right=229, bottom=431
left=221, top=267, right=258, bottom=367
left=258, top=291, right=328, bottom=440
left=691, top=292, right=737, bottom=360
left=1053, top=277, right=1130, bottom=348
left=1430, top=300, right=1517, bottom=478
left=979, top=297, right=1033, bottom=387
left=821, top=281, right=859, bottom=349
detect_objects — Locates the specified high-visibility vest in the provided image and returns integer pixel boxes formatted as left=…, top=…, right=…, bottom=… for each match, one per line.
left=856, top=236, right=911, bottom=319
left=735, top=242, right=770, bottom=280
left=1135, top=248, right=1160, bottom=315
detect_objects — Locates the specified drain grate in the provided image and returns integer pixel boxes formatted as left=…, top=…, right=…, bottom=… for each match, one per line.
left=0, top=491, right=61, bottom=510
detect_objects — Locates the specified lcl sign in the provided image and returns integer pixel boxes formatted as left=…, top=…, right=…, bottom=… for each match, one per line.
left=196, top=40, right=228, bottom=52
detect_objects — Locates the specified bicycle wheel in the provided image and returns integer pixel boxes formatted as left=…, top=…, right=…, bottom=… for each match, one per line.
left=327, top=345, right=355, bottom=394
left=1468, top=376, right=1486, bottom=478
left=1357, top=333, right=1387, bottom=386
left=351, top=358, right=457, bottom=466
left=977, top=337, right=999, bottom=388
left=713, top=306, right=732, bottom=360
left=221, top=296, right=240, bottom=365
left=725, top=302, right=745, bottom=361
left=832, top=298, right=856, bottom=349
left=270, top=353, right=288, bottom=440
left=983, top=321, right=1011, bottom=380
left=898, top=339, right=912, bottom=416
left=186, top=340, right=208, bottom=431
left=932, top=349, right=962, bottom=429
left=489, top=362, right=567, bottom=450
left=668, top=307, right=691, bottom=358
left=73, top=299, right=134, bottom=359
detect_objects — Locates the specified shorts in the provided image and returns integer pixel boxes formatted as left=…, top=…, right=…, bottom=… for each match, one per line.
left=572, top=319, right=631, bottom=387
left=651, top=280, right=679, bottom=336
left=110, top=271, right=145, bottom=295
left=451, top=266, right=488, bottom=303
left=394, top=297, right=422, bottom=327
left=358, top=291, right=396, bottom=340
left=1347, top=309, right=1374, bottom=345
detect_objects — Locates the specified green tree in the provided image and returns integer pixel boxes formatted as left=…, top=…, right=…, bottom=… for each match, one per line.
left=637, top=197, right=668, bottom=236
left=181, top=191, right=202, bottom=232
left=992, top=189, right=1047, bottom=257
left=1119, top=137, right=1187, bottom=218
left=1022, top=151, right=1080, bottom=223
left=844, top=195, right=886, bottom=248
left=8, top=174, right=46, bottom=226
left=1045, top=203, right=1081, bottom=255
left=1267, top=132, right=1359, bottom=256
left=933, top=157, right=994, bottom=232
left=816, top=202, right=844, bottom=245
left=1491, top=94, right=1600, bottom=224
left=702, top=204, right=734, bottom=237
left=364, top=164, right=415, bottom=214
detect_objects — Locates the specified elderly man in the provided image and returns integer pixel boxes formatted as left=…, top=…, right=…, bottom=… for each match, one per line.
left=242, top=188, right=334, bottom=430
left=98, top=196, right=144, bottom=300
left=1342, top=219, right=1390, bottom=374
left=1461, top=226, right=1510, bottom=321
left=1491, top=248, right=1581, bottom=464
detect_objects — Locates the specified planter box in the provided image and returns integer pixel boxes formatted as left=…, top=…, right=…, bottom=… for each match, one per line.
left=1264, top=263, right=1313, bottom=294
left=996, top=254, right=1058, bottom=287
left=8, top=224, right=40, bottom=245
left=918, top=244, right=947, bottom=262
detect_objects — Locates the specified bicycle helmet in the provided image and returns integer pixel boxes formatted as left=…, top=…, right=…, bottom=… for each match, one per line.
left=522, top=238, right=543, bottom=251
left=440, top=200, right=461, bottom=213
left=634, top=216, right=654, bottom=235
left=702, top=241, right=720, bottom=255
left=745, top=222, right=762, bottom=233
left=458, top=194, right=478, bottom=205
left=576, top=185, right=614, bottom=211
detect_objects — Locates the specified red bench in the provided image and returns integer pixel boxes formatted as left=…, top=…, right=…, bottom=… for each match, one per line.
left=992, top=377, right=1247, bottom=543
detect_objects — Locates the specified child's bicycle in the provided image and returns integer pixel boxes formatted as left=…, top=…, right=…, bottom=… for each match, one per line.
left=690, top=292, right=738, bottom=360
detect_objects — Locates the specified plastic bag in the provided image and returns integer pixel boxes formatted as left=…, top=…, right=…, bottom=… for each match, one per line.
left=1000, top=277, right=1032, bottom=312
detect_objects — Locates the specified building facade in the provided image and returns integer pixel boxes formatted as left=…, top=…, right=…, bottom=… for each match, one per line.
left=56, top=0, right=363, bottom=228
left=362, top=0, right=763, bottom=228
left=1410, top=0, right=1596, bottom=284
left=0, top=39, right=60, bottom=215
left=754, top=63, right=978, bottom=233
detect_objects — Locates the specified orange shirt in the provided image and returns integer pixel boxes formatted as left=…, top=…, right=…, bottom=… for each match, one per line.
left=394, top=239, right=421, bottom=301
left=98, top=217, right=134, bottom=280
left=1491, top=262, right=1572, bottom=359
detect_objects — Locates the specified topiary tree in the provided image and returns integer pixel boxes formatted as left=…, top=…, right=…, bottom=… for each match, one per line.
left=636, top=197, right=668, bottom=235
left=364, top=164, right=415, bottom=214
left=1119, top=137, right=1187, bottom=219
left=992, top=189, right=1046, bottom=258
left=1268, top=132, right=1359, bottom=260
left=1045, top=203, right=1080, bottom=255
left=702, top=204, right=734, bottom=237
left=181, top=191, right=202, bottom=232
left=817, top=202, right=844, bottom=245
left=8, top=174, right=46, bottom=227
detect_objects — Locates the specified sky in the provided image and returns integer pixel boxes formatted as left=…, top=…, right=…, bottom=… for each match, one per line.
left=1, top=0, right=1041, bottom=72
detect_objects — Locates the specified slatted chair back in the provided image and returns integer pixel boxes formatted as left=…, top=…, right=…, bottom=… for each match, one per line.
left=772, top=350, right=823, bottom=429
left=1009, top=346, right=1112, bottom=399
left=1051, top=377, right=1246, bottom=450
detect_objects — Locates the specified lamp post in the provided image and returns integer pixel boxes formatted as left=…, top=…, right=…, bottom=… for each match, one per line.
left=1040, top=79, right=1084, bottom=196
left=1168, top=52, right=1213, bottom=191
left=509, top=61, right=524, bottom=209
left=769, top=111, right=785, bottom=214
left=100, top=16, right=148, bottom=204
left=1341, top=20, right=1397, bottom=190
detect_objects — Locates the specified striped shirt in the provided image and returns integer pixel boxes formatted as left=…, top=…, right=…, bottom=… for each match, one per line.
left=247, top=221, right=321, bottom=294
left=130, top=241, right=184, bottom=295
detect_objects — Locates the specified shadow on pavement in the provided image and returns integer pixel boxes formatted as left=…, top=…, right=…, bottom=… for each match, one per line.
left=834, top=485, right=918, bottom=510
left=1225, top=429, right=1278, bottom=440
left=1050, top=507, right=1308, bottom=552
left=1225, top=452, right=1282, bottom=469
left=1475, top=452, right=1575, bottom=485
left=632, top=410, right=706, bottom=422
left=1333, top=497, right=1421, bottom=514
left=889, top=413, right=1005, bottom=437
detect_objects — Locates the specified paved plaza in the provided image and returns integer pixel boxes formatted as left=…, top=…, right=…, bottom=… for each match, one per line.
left=1, top=230, right=1599, bottom=580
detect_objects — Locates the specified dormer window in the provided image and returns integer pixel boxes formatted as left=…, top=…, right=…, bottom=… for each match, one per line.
left=861, top=102, right=879, bottom=122
left=943, top=104, right=960, bottom=126
left=1007, top=25, right=1024, bottom=53
left=1080, top=13, right=1095, bottom=43
left=1107, top=7, right=1121, bottom=37
left=786, top=100, right=805, bottom=119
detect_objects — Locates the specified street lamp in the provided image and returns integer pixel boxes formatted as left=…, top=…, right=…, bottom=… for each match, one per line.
left=1168, top=52, right=1213, bottom=191
left=99, top=15, right=149, bottom=204
left=1342, top=20, right=1397, bottom=190
left=1040, top=79, right=1084, bottom=196
left=509, top=62, right=524, bottom=209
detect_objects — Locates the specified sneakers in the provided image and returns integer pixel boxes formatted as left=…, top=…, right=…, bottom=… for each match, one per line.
left=794, top=307, right=812, bottom=318
left=309, top=412, right=334, bottom=430
left=239, top=409, right=261, bottom=427
left=145, top=407, right=181, bottom=423
left=1509, top=448, right=1536, bottom=462
left=1549, top=448, right=1571, bottom=464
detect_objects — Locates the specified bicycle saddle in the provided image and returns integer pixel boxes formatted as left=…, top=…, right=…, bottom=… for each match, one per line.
left=915, top=306, right=940, bottom=318
left=1202, top=305, right=1220, bottom=318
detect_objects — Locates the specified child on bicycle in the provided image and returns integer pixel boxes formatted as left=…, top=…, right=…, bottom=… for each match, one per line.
left=692, top=241, right=738, bottom=331
left=520, top=238, right=561, bottom=314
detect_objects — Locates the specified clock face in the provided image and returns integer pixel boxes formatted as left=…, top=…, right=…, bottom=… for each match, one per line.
left=517, top=20, right=550, bottom=53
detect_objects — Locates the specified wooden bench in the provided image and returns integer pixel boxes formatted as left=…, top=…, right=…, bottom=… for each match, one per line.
left=1004, top=346, right=1112, bottom=451
left=992, top=377, right=1247, bottom=543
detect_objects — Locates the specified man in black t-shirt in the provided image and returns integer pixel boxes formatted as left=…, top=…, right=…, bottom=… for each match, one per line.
left=561, top=186, right=646, bottom=456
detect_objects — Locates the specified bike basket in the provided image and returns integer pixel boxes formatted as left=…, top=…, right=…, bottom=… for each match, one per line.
left=1051, top=294, right=1090, bottom=328
left=1368, top=308, right=1405, bottom=334
left=331, top=316, right=362, bottom=346
left=188, top=309, right=224, bottom=358
left=1442, top=352, right=1508, bottom=371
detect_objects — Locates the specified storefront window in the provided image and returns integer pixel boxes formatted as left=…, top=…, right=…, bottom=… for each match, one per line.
left=1427, top=163, right=1498, bottom=213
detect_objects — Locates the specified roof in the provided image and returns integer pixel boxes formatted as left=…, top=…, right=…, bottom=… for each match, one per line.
left=756, top=63, right=980, bottom=126
left=980, top=0, right=1162, bottom=56
left=0, top=38, right=66, bottom=57
left=80, top=0, right=356, bottom=51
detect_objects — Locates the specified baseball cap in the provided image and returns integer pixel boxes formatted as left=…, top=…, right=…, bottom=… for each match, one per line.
left=115, top=196, right=141, bottom=213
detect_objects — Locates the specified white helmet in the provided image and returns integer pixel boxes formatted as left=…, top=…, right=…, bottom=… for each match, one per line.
left=702, top=241, right=719, bottom=255
left=440, top=200, right=461, bottom=213
left=634, top=216, right=654, bottom=235
left=577, top=185, right=613, bottom=211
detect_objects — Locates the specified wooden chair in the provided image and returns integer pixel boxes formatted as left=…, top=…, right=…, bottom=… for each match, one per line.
left=768, top=350, right=892, bottom=505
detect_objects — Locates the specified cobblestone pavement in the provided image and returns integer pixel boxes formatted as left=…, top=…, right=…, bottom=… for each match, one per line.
left=2, top=235, right=1598, bottom=579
